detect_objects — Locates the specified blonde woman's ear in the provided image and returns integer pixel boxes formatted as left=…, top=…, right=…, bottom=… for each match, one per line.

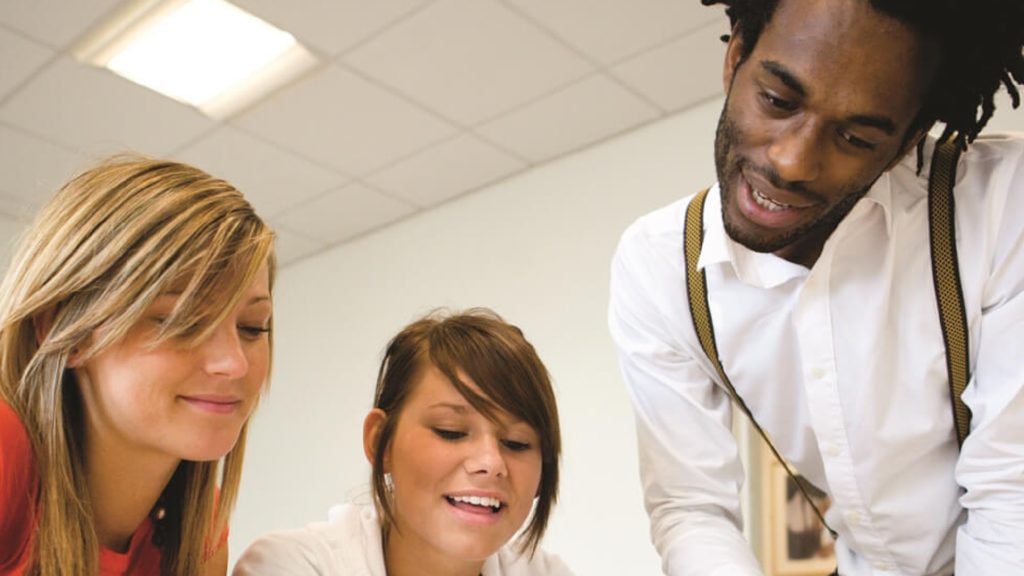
left=32, top=309, right=84, bottom=366
left=363, top=409, right=388, bottom=468
left=33, top=309, right=54, bottom=347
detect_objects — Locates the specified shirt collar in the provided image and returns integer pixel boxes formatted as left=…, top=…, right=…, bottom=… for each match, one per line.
left=697, top=173, right=895, bottom=290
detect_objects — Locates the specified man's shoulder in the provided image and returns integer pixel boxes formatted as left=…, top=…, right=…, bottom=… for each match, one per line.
left=616, top=190, right=707, bottom=256
left=964, top=132, right=1024, bottom=167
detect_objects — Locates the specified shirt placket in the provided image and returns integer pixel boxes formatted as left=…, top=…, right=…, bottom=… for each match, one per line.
left=794, top=236, right=901, bottom=575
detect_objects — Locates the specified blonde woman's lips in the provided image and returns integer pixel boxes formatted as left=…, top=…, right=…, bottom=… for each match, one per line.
left=179, top=394, right=242, bottom=414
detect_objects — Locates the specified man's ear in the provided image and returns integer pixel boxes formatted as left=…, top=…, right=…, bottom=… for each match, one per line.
left=886, top=124, right=933, bottom=171
left=723, top=24, right=744, bottom=93
left=363, top=408, right=389, bottom=469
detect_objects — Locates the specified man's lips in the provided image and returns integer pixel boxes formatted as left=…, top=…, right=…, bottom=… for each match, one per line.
left=732, top=171, right=818, bottom=230
left=742, top=169, right=817, bottom=210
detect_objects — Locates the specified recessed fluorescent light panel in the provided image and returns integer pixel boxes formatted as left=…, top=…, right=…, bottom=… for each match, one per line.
left=74, top=0, right=317, bottom=119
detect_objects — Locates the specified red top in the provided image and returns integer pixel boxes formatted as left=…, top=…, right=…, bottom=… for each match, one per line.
left=1, top=399, right=162, bottom=575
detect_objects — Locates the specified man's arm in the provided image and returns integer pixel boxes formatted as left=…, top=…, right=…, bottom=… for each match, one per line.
left=955, top=145, right=1024, bottom=572
left=609, top=219, right=763, bottom=576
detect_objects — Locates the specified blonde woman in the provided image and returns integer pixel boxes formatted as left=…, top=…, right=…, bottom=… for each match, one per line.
left=234, top=309, right=573, bottom=576
left=0, top=156, right=275, bottom=575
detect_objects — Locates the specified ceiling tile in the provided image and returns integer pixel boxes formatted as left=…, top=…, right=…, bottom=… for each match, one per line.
left=0, top=57, right=214, bottom=155
left=267, top=223, right=328, bottom=267
left=345, top=0, right=593, bottom=125
left=274, top=183, right=416, bottom=245
left=0, top=123, right=91, bottom=209
left=478, top=74, right=660, bottom=163
left=366, top=134, right=525, bottom=207
left=0, top=27, right=53, bottom=101
left=506, top=0, right=721, bottom=65
left=232, top=0, right=430, bottom=57
left=236, top=64, right=456, bottom=176
left=174, top=125, right=349, bottom=219
left=611, top=19, right=728, bottom=112
left=0, top=0, right=122, bottom=49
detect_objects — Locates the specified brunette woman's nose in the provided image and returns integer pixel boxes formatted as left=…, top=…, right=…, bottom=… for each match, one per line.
left=465, top=436, right=508, bottom=478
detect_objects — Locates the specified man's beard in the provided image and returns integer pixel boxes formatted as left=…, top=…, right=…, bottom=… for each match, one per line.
left=713, top=100, right=874, bottom=255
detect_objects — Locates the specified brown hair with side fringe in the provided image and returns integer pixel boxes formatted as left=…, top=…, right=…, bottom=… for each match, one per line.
left=369, top=308, right=561, bottom=556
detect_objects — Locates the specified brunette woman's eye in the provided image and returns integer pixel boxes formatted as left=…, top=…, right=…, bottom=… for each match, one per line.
left=502, top=439, right=532, bottom=452
left=432, top=428, right=466, bottom=441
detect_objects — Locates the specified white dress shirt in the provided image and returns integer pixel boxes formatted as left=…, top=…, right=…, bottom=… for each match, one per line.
left=232, top=503, right=574, bottom=576
left=609, top=134, right=1024, bottom=576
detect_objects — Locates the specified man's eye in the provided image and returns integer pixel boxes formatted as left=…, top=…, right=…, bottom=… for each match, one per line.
left=432, top=428, right=466, bottom=441
left=761, top=92, right=796, bottom=112
left=840, top=130, right=876, bottom=151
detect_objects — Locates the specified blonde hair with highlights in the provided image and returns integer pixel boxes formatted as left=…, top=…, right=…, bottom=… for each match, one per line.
left=0, top=155, right=275, bottom=575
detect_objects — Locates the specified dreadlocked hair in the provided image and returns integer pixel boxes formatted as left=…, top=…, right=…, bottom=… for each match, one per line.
left=701, top=0, right=1024, bottom=167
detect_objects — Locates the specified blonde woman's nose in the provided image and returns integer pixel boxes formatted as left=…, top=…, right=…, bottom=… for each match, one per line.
left=203, top=323, right=249, bottom=378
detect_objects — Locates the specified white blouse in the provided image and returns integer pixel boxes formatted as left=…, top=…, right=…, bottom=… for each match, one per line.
left=233, top=503, right=574, bottom=576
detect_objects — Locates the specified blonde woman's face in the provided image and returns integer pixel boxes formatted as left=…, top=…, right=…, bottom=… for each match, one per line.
left=73, top=264, right=272, bottom=463
left=383, top=364, right=542, bottom=566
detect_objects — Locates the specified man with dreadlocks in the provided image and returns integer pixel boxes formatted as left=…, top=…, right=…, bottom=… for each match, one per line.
left=609, top=0, right=1023, bottom=574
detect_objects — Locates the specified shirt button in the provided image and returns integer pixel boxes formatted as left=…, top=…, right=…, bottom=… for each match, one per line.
left=811, top=366, right=827, bottom=380
left=846, top=511, right=862, bottom=525
left=826, top=443, right=841, bottom=457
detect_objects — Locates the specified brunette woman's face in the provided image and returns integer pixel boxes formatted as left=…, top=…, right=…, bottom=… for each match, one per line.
left=73, top=264, right=272, bottom=463
left=374, top=364, right=543, bottom=567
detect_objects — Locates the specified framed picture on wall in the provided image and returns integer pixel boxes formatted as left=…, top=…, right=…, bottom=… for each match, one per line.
left=760, top=448, right=836, bottom=576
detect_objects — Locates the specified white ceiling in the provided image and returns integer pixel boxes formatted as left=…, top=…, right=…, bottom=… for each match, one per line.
left=0, top=0, right=729, bottom=266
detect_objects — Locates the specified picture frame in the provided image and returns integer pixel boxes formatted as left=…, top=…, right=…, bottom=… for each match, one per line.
left=759, top=444, right=836, bottom=576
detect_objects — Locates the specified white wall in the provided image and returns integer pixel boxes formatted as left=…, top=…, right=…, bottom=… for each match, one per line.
left=230, top=96, right=723, bottom=573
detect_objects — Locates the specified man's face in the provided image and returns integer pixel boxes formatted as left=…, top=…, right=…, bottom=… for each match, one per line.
left=715, top=0, right=937, bottom=266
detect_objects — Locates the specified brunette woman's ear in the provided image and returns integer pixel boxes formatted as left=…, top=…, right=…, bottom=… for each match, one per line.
left=363, top=409, right=389, bottom=469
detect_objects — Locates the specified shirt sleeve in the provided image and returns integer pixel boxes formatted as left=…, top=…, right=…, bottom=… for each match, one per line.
left=232, top=530, right=328, bottom=576
left=608, top=221, right=763, bottom=576
left=955, top=141, right=1024, bottom=574
left=0, top=401, right=38, bottom=571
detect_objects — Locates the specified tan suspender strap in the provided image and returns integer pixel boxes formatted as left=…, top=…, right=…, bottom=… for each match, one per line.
left=928, top=137, right=972, bottom=447
left=683, top=188, right=836, bottom=539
